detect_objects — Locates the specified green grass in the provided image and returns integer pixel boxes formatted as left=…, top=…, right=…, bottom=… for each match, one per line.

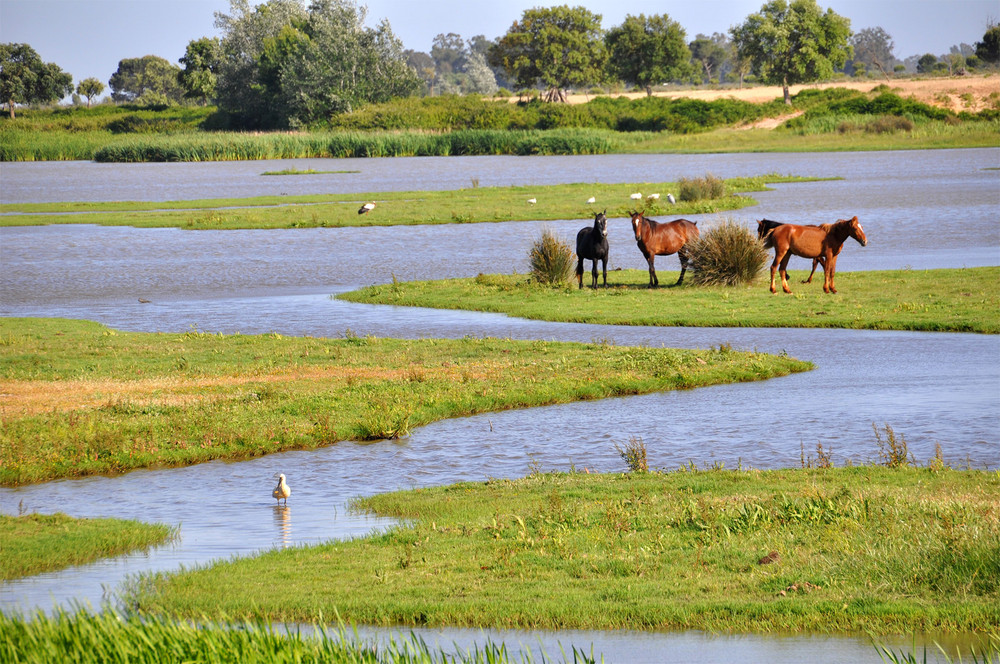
left=338, top=267, right=1000, bottom=334
left=129, top=466, right=1000, bottom=635
left=0, top=513, right=175, bottom=579
left=261, top=168, right=361, bottom=175
left=0, top=175, right=819, bottom=229
left=0, top=317, right=811, bottom=486
left=0, top=609, right=586, bottom=664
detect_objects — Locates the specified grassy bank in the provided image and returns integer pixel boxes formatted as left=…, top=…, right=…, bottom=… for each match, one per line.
left=129, top=466, right=1000, bottom=635
left=338, top=267, right=1000, bottom=335
left=0, top=610, right=582, bottom=664
left=0, top=175, right=820, bottom=230
left=0, top=513, right=175, bottom=579
left=0, top=318, right=810, bottom=486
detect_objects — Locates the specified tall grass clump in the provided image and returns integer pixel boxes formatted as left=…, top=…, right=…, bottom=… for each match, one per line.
left=614, top=436, right=649, bottom=472
left=678, top=173, right=725, bottom=202
left=528, top=228, right=575, bottom=285
left=873, top=422, right=913, bottom=468
left=687, top=219, right=770, bottom=286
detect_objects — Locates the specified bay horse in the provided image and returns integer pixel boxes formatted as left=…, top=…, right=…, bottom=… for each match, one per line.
left=764, top=216, right=867, bottom=294
left=757, top=219, right=822, bottom=284
left=576, top=210, right=609, bottom=288
left=629, top=211, right=699, bottom=287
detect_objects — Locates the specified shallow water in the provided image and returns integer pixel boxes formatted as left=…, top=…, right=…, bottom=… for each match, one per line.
left=1, top=149, right=998, bottom=662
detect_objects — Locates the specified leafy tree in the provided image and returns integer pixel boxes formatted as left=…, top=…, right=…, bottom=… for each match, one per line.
left=464, top=49, right=498, bottom=95
left=109, top=55, right=184, bottom=104
left=689, top=33, right=731, bottom=83
left=405, top=49, right=436, bottom=94
left=489, top=5, right=606, bottom=102
left=178, top=37, right=221, bottom=104
left=976, top=22, right=1000, bottom=64
left=76, top=77, right=105, bottom=107
left=916, top=53, right=938, bottom=74
left=431, top=32, right=467, bottom=75
left=731, top=0, right=852, bottom=104
left=850, top=27, right=895, bottom=78
left=604, top=14, right=691, bottom=96
left=0, top=43, right=73, bottom=118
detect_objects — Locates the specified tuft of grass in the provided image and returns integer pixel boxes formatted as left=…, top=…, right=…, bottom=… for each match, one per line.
left=614, top=436, right=649, bottom=472
left=873, top=422, right=914, bottom=468
left=687, top=218, right=770, bottom=286
left=678, top=173, right=725, bottom=201
left=528, top=228, right=575, bottom=286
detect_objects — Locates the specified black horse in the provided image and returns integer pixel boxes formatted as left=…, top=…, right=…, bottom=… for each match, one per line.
left=756, top=218, right=823, bottom=284
left=576, top=210, right=609, bottom=288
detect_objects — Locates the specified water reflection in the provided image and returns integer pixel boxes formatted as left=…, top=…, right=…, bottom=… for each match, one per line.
left=273, top=506, right=292, bottom=549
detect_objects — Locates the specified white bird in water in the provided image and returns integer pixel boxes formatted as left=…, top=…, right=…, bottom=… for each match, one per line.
left=630, top=192, right=642, bottom=200
left=666, top=193, right=676, bottom=204
left=272, top=473, right=290, bottom=506
left=358, top=202, right=376, bottom=215
left=527, top=198, right=537, bottom=204
left=587, top=196, right=596, bottom=204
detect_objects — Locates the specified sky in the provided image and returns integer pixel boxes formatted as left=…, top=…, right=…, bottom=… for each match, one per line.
left=2, top=0, right=996, bottom=101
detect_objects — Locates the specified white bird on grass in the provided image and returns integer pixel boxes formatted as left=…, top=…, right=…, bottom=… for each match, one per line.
left=648, top=193, right=660, bottom=200
left=272, top=473, right=291, bottom=506
left=527, top=198, right=537, bottom=204
left=666, top=193, right=676, bottom=205
left=358, top=202, right=376, bottom=215
left=630, top=192, right=642, bottom=200
left=587, top=196, right=596, bottom=204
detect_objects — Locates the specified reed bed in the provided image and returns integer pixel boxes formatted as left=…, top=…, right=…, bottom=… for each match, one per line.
left=0, top=608, right=596, bottom=663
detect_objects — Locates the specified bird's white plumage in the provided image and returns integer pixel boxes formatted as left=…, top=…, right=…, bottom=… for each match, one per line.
left=648, top=193, right=660, bottom=200
left=587, top=197, right=596, bottom=204
left=666, top=193, right=676, bottom=204
left=527, top=198, right=536, bottom=204
left=358, top=202, right=376, bottom=214
left=272, top=473, right=290, bottom=505
left=630, top=192, right=642, bottom=200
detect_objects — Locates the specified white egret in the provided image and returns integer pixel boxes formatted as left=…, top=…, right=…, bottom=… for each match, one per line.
left=666, top=193, right=676, bottom=205
left=648, top=193, right=660, bottom=200
left=630, top=192, right=642, bottom=200
left=358, top=202, right=376, bottom=215
left=587, top=197, right=596, bottom=204
left=272, top=473, right=291, bottom=506
left=527, top=198, right=537, bottom=204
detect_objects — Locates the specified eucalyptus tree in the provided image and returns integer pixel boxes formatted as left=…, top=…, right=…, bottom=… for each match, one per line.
left=731, top=0, right=852, bottom=104
left=75, top=77, right=105, bottom=107
left=850, top=27, right=895, bottom=78
left=689, top=33, right=731, bottom=84
left=489, top=5, right=606, bottom=102
left=604, top=14, right=691, bottom=96
left=109, top=55, right=184, bottom=104
left=0, top=43, right=73, bottom=118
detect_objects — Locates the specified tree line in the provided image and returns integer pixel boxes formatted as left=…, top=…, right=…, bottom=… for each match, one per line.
left=3, top=0, right=999, bottom=125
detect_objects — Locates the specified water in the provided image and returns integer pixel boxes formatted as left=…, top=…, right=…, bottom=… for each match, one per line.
left=1, top=149, right=998, bottom=662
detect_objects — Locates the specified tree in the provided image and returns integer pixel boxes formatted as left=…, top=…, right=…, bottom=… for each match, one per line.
left=0, top=43, right=73, bottom=118
left=464, top=49, right=498, bottom=95
left=604, top=14, right=691, bottom=96
left=689, top=33, right=731, bottom=84
left=489, top=5, right=606, bottom=102
left=109, top=55, right=184, bottom=104
left=430, top=33, right=467, bottom=75
left=731, top=0, right=852, bottom=104
left=976, top=22, right=1000, bottom=65
left=917, top=53, right=938, bottom=74
left=405, top=49, right=436, bottom=94
left=76, top=77, right=105, bottom=107
left=850, top=27, right=895, bottom=79
left=178, top=37, right=221, bottom=104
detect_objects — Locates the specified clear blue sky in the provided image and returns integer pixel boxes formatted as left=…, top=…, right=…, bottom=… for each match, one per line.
left=2, top=0, right=995, bottom=100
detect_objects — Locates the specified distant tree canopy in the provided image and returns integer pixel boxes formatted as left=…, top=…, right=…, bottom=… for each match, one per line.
left=731, top=0, right=852, bottom=104
left=109, top=55, right=184, bottom=105
left=604, top=14, right=691, bottom=96
left=76, top=77, right=105, bottom=107
left=976, top=23, right=1000, bottom=64
left=689, top=33, right=731, bottom=84
left=0, top=43, right=73, bottom=118
left=178, top=37, right=221, bottom=104
left=214, top=0, right=418, bottom=128
left=489, top=5, right=607, bottom=102
left=850, top=27, right=895, bottom=77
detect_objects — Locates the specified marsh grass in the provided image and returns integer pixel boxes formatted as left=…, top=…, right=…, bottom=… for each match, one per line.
left=0, top=317, right=810, bottom=485
left=678, top=173, right=725, bottom=201
left=528, top=228, right=575, bottom=285
left=130, top=467, right=1000, bottom=634
left=0, top=513, right=175, bottom=579
left=614, top=436, right=648, bottom=472
left=0, top=608, right=593, bottom=664
left=686, top=219, right=770, bottom=286
left=339, top=266, right=1000, bottom=334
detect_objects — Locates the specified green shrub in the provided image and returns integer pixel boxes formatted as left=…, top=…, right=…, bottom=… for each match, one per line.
left=686, top=219, right=769, bottom=286
left=679, top=173, right=725, bottom=202
left=528, top=228, right=575, bottom=285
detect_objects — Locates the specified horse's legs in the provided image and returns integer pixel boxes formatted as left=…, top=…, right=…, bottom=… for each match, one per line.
left=675, top=250, right=689, bottom=286
left=824, top=255, right=838, bottom=293
left=803, top=258, right=821, bottom=284
left=576, top=258, right=584, bottom=289
left=778, top=253, right=794, bottom=294
left=646, top=254, right=657, bottom=288
left=591, top=259, right=599, bottom=289
left=769, top=250, right=786, bottom=293
left=600, top=256, right=607, bottom=288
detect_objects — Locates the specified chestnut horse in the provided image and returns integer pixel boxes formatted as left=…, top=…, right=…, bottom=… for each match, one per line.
left=764, top=216, right=867, bottom=294
left=576, top=210, right=609, bottom=288
left=629, top=212, right=699, bottom=287
left=757, top=219, right=822, bottom=284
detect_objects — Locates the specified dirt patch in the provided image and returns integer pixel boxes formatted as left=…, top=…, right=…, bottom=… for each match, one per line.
left=560, top=74, right=1000, bottom=113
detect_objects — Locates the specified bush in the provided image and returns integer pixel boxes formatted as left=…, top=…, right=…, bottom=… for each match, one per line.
left=528, top=228, right=575, bottom=285
left=678, top=173, right=725, bottom=202
left=687, top=219, right=770, bottom=286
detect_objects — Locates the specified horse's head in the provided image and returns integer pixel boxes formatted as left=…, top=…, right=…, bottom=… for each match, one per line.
left=845, top=216, right=867, bottom=246
left=629, top=211, right=644, bottom=241
left=594, top=210, right=608, bottom=237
